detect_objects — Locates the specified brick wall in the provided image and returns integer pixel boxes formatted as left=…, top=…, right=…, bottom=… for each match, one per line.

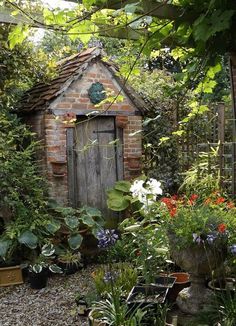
left=26, top=60, right=143, bottom=205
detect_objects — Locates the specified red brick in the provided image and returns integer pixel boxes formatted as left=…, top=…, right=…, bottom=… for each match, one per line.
left=56, top=103, right=72, bottom=109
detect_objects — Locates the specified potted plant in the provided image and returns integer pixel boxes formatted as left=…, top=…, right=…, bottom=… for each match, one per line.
left=58, top=250, right=82, bottom=275
left=161, top=193, right=236, bottom=314
left=28, top=244, right=62, bottom=289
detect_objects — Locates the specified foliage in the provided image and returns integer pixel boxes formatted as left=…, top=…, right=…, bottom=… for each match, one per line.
left=0, top=25, right=57, bottom=109
left=29, top=243, right=63, bottom=274
left=180, top=146, right=221, bottom=197
left=92, top=262, right=138, bottom=297
left=0, top=111, right=53, bottom=260
left=48, top=204, right=105, bottom=251
left=58, top=250, right=82, bottom=269
left=190, top=292, right=236, bottom=326
left=90, top=292, right=146, bottom=326
left=162, top=193, right=236, bottom=249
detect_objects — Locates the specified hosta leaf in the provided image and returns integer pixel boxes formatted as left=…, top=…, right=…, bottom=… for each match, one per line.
left=32, top=264, right=43, bottom=273
left=84, top=207, right=102, bottom=217
left=80, top=214, right=95, bottom=227
left=18, top=231, right=38, bottom=249
left=114, top=181, right=131, bottom=193
left=0, top=239, right=12, bottom=259
left=65, top=217, right=79, bottom=229
left=68, top=234, right=83, bottom=250
left=41, top=243, right=55, bottom=257
left=49, top=264, right=63, bottom=274
left=46, top=220, right=61, bottom=234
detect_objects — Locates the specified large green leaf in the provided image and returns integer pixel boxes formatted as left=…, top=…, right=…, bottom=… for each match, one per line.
left=80, top=214, right=95, bottom=227
left=68, top=234, right=83, bottom=250
left=18, top=230, right=38, bottom=249
left=85, top=207, right=102, bottom=217
left=107, top=189, right=130, bottom=211
left=65, top=217, right=79, bottom=230
left=46, top=220, right=61, bottom=234
left=0, top=239, right=12, bottom=259
left=114, top=180, right=131, bottom=193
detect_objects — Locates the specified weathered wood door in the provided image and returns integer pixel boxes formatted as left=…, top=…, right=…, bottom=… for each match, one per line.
left=67, top=116, right=123, bottom=222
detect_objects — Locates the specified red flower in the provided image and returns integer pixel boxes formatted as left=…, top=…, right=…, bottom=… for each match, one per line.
left=171, top=194, right=178, bottom=201
left=170, top=207, right=177, bottom=217
left=189, top=194, right=198, bottom=205
left=218, top=223, right=227, bottom=233
left=227, top=201, right=235, bottom=209
left=215, top=197, right=225, bottom=205
left=204, top=198, right=211, bottom=205
left=190, top=194, right=198, bottom=201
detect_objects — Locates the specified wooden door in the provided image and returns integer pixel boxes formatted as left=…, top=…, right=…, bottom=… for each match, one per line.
left=68, top=116, right=123, bottom=222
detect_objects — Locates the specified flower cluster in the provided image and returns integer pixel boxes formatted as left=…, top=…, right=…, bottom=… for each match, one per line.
left=130, top=178, right=162, bottom=210
left=97, top=229, right=118, bottom=248
left=103, top=271, right=118, bottom=283
left=161, top=192, right=236, bottom=249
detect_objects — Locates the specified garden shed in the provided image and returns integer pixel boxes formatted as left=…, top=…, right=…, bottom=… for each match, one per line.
left=19, top=47, right=145, bottom=218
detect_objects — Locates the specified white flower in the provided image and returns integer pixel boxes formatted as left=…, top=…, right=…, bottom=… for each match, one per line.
left=146, top=178, right=162, bottom=196
left=130, top=180, right=147, bottom=199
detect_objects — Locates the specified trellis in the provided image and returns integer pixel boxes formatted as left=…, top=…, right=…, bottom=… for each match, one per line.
left=180, top=103, right=236, bottom=196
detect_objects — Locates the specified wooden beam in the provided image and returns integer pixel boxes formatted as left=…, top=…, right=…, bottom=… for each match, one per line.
left=65, top=0, right=184, bottom=21
left=97, top=0, right=183, bottom=20
left=0, top=7, right=33, bottom=25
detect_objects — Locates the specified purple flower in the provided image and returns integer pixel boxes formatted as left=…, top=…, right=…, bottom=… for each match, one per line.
left=97, top=229, right=118, bottom=248
left=229, top=245, right=236, bottom=255
left=206, top=233, right=218, bottom=245
left=192, top=233, right=203, bottom=245
left=103, top=271, right=118, bottom=283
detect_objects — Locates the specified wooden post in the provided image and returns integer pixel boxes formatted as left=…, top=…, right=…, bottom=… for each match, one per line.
left=232, top=142, right=236, bottom=197
left=66, top=128, right=77, bottom=207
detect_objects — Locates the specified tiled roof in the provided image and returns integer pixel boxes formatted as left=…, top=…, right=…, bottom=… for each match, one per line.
left=18, top=47, right=147, bottom=114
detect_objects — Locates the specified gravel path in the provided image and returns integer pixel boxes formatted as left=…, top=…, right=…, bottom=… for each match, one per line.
left=0, top=266, right=96, bottom=326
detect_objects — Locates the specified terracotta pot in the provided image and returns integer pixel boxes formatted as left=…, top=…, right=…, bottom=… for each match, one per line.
left=167, top=272, right=190, bottom=302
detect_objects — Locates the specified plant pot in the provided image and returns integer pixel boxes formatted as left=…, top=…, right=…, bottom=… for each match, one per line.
left=0, top=265, right=23, bottom=287
left=137, top=275, right=176, bottom=288
left=88, top=310, right=108, bottom=326
left=167, top=272, right=190, bottom=302
left=28, top=269, right=48, bottom=289
left=127, top=285, right=169, bottom=312
left=58, top=261, right=82, bottom=275
left=208, top=277, right=236, bottom=294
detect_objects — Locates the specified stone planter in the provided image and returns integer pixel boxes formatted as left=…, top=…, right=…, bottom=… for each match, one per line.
left=0, top=265, right=23, bottom=286
left=88, top=310, right=108, bottom=326
left=169, top=234, right=226, bottom=315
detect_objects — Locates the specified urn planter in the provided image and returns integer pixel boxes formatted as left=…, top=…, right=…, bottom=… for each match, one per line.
left=168, top=234, right=226, bottom=315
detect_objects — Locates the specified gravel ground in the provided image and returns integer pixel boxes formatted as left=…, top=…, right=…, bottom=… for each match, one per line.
left=0, top=265, right=96, bottom=326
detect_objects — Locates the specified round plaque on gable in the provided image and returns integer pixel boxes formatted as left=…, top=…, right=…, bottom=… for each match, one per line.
left=88, top=82, right=106, bottom=104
